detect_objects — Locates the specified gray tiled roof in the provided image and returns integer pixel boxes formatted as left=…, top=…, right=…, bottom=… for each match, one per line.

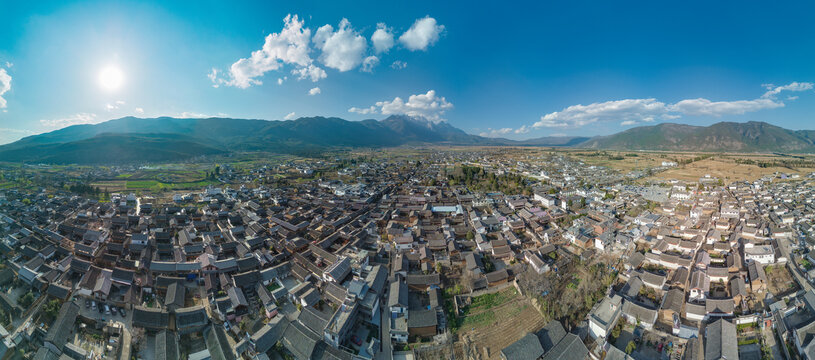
left=501, top=333, right=544, bottom=360
left=704, top=319, right=737, bottom=360
left=541, top=333, right=588, bottom=360
left=536, top=320, right=566, bottom=352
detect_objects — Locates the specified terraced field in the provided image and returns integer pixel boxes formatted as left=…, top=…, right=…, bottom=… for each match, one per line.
left=454, top=288, right=547, bottom=359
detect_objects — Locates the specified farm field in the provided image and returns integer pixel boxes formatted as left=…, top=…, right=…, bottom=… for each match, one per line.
left=765, top=264, right=799, bottom=297
left=91, top=178, right=220, bottom=192
left=453, top=288, right=547, bottom=360
left=647, top=157, right=815, bottom=182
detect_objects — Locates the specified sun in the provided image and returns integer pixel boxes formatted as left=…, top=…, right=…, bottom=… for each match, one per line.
left=98, top=65, right=124, bottom=91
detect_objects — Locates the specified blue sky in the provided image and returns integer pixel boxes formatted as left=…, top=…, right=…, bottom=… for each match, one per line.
left=0, top=1, right=814, bottom=144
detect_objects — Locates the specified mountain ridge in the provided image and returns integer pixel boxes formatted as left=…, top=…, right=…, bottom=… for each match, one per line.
left=3, top=117, right=813, bottom=164
left=580, top=121, right=815, bottom=153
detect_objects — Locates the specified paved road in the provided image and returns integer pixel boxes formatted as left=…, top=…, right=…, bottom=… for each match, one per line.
left=376, top=305, right=393, bottom=360
left=10, top=293, right=46, bottom=338
left=762, top=326, right=784, bottom=360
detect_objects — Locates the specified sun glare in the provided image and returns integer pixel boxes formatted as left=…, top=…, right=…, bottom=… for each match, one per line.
left=99, top=65, right=124, bottom=91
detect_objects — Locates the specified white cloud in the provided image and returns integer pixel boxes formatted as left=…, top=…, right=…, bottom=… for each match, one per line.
left=313, top=19, right=367, bottom=72
left=479, top=128, right=513, bottom=137
left=308, top=87, right=321, bottom=95
left=291, top=64, right=327, bottom=82
left=761, top=81, right=813, bottom=98
left=40, top=113, right=100, bottom=128
left=514, top=125, right=530, bottom=134
left=533, top=82, right=812, bottom=129
left=534, top=98, right=671, bottom=128
left=105, top=100, right=125, bottom=111
left=362, top=56, right=379, bottom=72
left=391, top=60, right=407, bottom=70
left=399, top=16, right=444, bottom=51
left=348, top=106, right=377, bottom=115
left=208, top=68, right=220, bottom=88
left=135, top=107, right=144, bottom=115
left=349, top=90, right=453, bottom=122
left=4, top=62, right=11, bottom=68
left=0, top=68, right=11, bottom=109
left=668, top=98, right=783, bottom=116
left=213, top=14, right=315, bottom=88
left=277, top=78, right=284, bottom=85
left=371, top=23, right=394, bottom=53
left=178, top=111, right=228, bottom=118
left=284, top=112, right=296, bottom=120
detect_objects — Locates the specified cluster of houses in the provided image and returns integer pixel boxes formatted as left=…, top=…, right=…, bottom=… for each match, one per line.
left=3, top=150, right=815, bottom=360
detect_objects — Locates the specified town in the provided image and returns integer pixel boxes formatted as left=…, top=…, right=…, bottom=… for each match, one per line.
left=1, top=148, right=815, bottom=360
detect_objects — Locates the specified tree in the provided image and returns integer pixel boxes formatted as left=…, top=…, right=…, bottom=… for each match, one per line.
left=626, top=340, right=637, bottom=354
left=43, top=299, right=61, bottom=320
left=239, top=316, right=252, bottom=332
left=466, top=231, right=474, bottom=240
left=18, top=292, right=34, bottom=307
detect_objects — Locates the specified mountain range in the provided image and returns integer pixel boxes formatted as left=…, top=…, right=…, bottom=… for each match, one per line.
left=0, top=116, right=812, bottom=164
left=580, top=121, right=815, bottom=153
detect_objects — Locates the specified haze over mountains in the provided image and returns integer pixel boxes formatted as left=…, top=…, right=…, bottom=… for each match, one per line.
left=1, top=116, right=813, bottom=164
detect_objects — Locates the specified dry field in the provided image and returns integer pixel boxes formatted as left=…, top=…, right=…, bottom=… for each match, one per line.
left=566, top=151, right=699, bottom=172
left=765, top=264, right=799, bottom=297
left=453, top=288, right=547, bottom=360
left=648, top=157, right=814, bottom=182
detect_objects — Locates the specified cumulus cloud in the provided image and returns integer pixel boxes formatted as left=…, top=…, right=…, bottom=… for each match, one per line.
left=291, top=64, right=327, bottom=82
left=349, top=90, right=453, bottom=122
left=668, top=98, right=783, bottom=116
left=391, top=60, right=407, bottom=70
left=208, top=68, right=220, bottom=88
left=313, top=19, right=367, bottom=72
left=362, top=56, right=379, bottom=72
left=0, top=68, right=11, bottom=109
left=308, top=87, right=321, bottom=95
left=348, top=106, right=377, bottom=115
left=40, top=113, right=100, bottom=128
left=371, top=23, right=394, bottom=53
left=135, top=107, right=144, bottom=115
left=514, top=125, right=530, bottom=134
left=534, top=98, right=671, bottom=128
left=533, top=82, right=812, bottom=129
left=399, top=16, right=444, bottom=51
left=284, top=112, right=297, bottom=120
left=479, top=128, right=513, bottom=137
left=212, top=14, right=316, bottom=88
left=210, top=15, right=444, bottom=88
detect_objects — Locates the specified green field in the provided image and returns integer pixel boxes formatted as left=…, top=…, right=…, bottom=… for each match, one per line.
left=125, top=179, right=219, bottom=191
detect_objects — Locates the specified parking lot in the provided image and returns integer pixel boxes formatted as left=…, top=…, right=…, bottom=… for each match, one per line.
left=75, top=298, right=133, bottom=328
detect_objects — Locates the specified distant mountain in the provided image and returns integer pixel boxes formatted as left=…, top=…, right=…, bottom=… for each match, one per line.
left=0, top=115, right=499, bottom=164
left=0, top=133, right=225, bottom=164
left=517, top=136, right=591, bottom=147
left=7, top=116, right=801, bottom=164
left=578, top=121, right=815, bottom=153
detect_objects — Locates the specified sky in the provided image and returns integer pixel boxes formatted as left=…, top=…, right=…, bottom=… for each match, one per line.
left=0, top=1, right=814, bottom=144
